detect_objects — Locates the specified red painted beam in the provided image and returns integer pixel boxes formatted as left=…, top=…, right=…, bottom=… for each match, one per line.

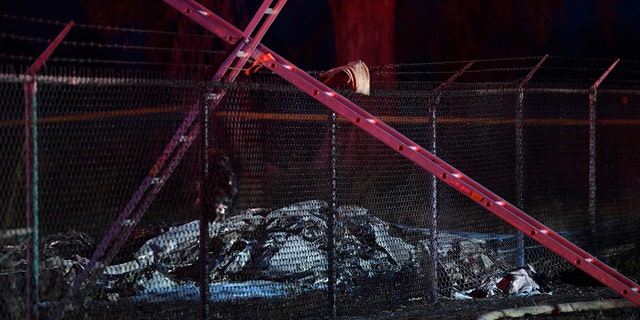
left=164, top=0, right=640, bottom=306
left=26, top=21, right=74, bottom=75
left=53, top=3, right=287, bottom=319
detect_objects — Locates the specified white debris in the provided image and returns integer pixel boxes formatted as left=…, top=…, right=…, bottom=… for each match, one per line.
left=507, top=265, right=541, bottom=295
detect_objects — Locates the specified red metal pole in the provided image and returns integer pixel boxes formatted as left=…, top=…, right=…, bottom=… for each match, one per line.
left=165, top=1, right=640, bottom=307
left=269, top=47, right=640, bottom=307
left=53, top=3, right=287, bottom=319
left=518, top=54, right=548, bottom=89
left=25, top=21, right=75, bottom=76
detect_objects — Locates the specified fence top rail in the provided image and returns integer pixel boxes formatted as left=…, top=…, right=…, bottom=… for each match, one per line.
left=0, top=72, right=202, bottom=87
left=3, top=71, right=640, bottom=96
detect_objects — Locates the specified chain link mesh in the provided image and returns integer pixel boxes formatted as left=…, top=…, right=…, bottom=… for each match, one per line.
left=1, top=14, right=640, bottom=318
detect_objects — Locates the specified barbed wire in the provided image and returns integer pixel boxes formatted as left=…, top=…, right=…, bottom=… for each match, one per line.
left=370, top=56, right=546, bottom=70
left=0, top=31, right=226, bottom=56
left=0, top=13, right=216, bottom=39
left=2, top=13, right=640, bottom=84
left=0, top=53, right=219, bottom=70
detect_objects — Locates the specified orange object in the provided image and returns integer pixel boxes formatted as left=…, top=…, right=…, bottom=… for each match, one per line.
left=245, top=53, right=275, bottom=75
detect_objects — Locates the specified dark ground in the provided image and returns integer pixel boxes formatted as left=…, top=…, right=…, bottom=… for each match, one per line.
left=54, top=282, right=638, bottom=320
left=354, top=284, right=639, bottom=320
left=42, top=245, right=640, bottom=320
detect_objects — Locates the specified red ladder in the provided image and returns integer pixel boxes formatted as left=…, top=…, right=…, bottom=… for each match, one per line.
left=55, top=1, right=287, bottom=316
left=163, top=0, right=640, bottom=306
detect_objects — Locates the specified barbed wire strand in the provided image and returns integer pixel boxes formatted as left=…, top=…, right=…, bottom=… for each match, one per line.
left=0, top=13, right=216, bottom=39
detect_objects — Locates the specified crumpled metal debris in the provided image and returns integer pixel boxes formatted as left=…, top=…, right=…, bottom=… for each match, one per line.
left=0, top=229, right=96, bottom=319
left=104, top=220, right=221, bottom=276
left=40, top=229, right=94, bottom=261
left=453, top=264, right=548, bottom=299
left=1, top=200, right=552, bottom=304
left=426, top=231, right=503, bottom=298
left=100, top=200, right=417, bottom=296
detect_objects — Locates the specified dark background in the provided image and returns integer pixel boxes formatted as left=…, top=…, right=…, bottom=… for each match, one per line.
left=2, top=0, right=640, bottom=70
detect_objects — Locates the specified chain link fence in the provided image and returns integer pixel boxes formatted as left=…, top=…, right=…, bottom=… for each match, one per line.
left=2, top=15, right=640, bottom=320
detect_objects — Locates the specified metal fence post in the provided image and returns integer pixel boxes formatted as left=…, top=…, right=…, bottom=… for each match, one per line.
left=516, top=55, right=548, bottom=266
left=328, top=111, right=338, bottom=317
left=23, top=76, right=40, bottom=320
left=428, top=92, right=438, bottom=302
left=589, top=59, right=620, bottom=252
left=198, top=96, right=211, bottom=319
left=514, top=88, right=526, bottom=266
left=23, top=20, right=74, bottom=320
left=429, top=60, right=474, bottom=302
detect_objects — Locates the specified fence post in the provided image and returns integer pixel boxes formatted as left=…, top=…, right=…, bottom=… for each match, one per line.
left=23, top=20, right=74, bottom=320
left=428, top=60, right=474, bottom=302
left=327, top=111, right=338, bottom=317
left=198, top=96, right=211, bottom=319
left=23, top=75, right=40, bottom=320
left=516, top=54, right=548, bottom=266
left=428, top=91, right=439, bottom=303
left=589, top=59, right=620, bottom=251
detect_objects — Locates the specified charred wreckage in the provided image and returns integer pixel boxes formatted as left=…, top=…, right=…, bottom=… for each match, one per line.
left=1, top=63, right=551, bottom=315
left=1, top=199, right=549, bottom=312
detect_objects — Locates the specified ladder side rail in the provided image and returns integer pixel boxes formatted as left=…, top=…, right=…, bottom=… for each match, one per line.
left=163, top=0, right=640, bottom=307
left=83, top=0, right=284, bottom=284
left=68, top=101, right=202, bottom=295
left=256, top=48, right=640, bottom=303
left=169, top=0, right=243, bottom=44
left=100, top=122, right=201, bottom=267
left=226, top=0, right=287, bottom=81
left=81, top=0, right=286, bottom=282
left=241, top=0, right=274, bottom=38
left=62, top=0, right=284, bottom=310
